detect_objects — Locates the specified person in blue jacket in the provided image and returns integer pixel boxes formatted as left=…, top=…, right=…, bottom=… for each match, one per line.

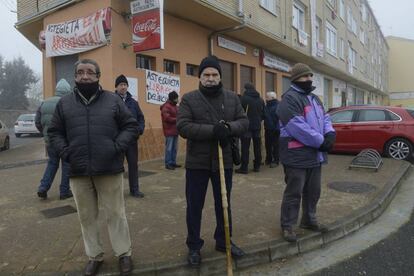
left=115, top=74, right=146, bottom=198
left=277, top=63, right=336, bottom=242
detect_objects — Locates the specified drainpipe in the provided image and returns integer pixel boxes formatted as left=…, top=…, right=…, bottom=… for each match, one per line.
left=208, top=0, right=245, bottom=55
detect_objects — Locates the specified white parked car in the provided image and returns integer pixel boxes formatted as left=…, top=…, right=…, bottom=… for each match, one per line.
left=0, top=120, right=10, bottom=151
left=14, top=114, right=41, bottom=137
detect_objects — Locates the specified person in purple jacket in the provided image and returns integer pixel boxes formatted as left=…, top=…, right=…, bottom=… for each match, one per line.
left=276, top=63, right=336, bottom=243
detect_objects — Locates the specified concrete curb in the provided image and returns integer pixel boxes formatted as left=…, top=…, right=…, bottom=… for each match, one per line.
left=23, top=162, right=412, bottom=276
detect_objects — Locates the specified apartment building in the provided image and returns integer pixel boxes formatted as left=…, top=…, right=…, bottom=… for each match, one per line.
left=15, top=0, right=389, bottom=160
left=387, top=36, right=414, bottom=108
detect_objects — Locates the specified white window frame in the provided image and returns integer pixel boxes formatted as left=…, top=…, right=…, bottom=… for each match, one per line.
left=361, top=3, right=367, bottom=22
left=292, top=1, right=305, bottom=31
left=315, top=16, right=322, bottom=43
left=325, top=21, right=337, bottom=57
left=260, top=0, right=278, bottom=16
left=359, top=29, right=365, bottom=44
left=339, top=0, right=345, bottom=20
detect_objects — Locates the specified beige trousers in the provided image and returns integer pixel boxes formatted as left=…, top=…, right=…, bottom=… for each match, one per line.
left=70, top=173, right=132, bottom=260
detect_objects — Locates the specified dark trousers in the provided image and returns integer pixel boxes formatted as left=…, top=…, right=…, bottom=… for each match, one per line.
left=185, top=169, right=233, bottom=250
left=240, top=130, right=262, bottom=170
left=264, top=129, right=280, bottom=164
left=280, top=166, right=321, bottom=230
left=125, top=142, right=140, bottom=194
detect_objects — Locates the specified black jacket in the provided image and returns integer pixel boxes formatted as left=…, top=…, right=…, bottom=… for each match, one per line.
left=48, top=88, right=139, bottom=176
left=264, top=99, right=280, bottom=131
left=240, top=85, right=265, bottom=131
left=177, top=87, right=248, bottom=171
left=115, top=91, right=145, bottom=135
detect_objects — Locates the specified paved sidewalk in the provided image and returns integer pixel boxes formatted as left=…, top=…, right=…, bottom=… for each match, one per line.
left=0, top=140, right=410, bottom=275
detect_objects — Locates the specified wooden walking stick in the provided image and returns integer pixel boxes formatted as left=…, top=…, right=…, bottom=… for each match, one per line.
left=218, top=142, right=233, bottom=276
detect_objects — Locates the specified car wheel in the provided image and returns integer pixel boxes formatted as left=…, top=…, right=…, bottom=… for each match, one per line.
left=3, top=136, right=9, bottom=150
left=15, top=133, right=21, bottom=138
left=385, top=138, right=413, bottom=160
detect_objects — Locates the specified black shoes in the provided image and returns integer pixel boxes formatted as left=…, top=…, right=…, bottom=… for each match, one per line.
left=282, top=229, right=297, bottom=243
left=172, top=164, right=182, bottom=168
left=37, top=191, right=47, bottom=200
left=165, top=165, right=175, bottom=170
left=131, top=191, right=145, bottom=198
left=84, top=260, right=103, bottom=276
left=269, top=162, right=279, bottom=168
left=235, top=168, right=248, bottom=174
left=253, top=167, right=260, bottom=172
left=119, top=256, right=133, bottom=275
left=300, top=222, right=328, bottom=232
left=60, top=192, right=73, bottom=200
left=187, top=249, right=201, bottom=267
left=215, top=242, right=245, bottom=258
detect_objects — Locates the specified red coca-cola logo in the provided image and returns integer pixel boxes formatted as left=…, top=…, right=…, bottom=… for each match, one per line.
left=133, top=18, right=157, bottom=33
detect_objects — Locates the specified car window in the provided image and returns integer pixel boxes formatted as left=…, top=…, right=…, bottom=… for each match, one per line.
left=331, top=110, right=354, bottom=123
left=387, top=111, right=400, bottom=121
left=406, top=109, right=414, bottom=119
left=357, top=110, right=387, bottom=122
left=17, top=114, right=35, bottom=121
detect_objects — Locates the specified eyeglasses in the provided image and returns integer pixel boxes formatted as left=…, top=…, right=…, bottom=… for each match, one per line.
left=75, top=70, right=98, bottom=77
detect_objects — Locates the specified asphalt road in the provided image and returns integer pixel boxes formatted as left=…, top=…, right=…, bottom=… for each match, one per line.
left=311, top=212, right=414, bottom=276
left=8, top=129, right=42, bottom=149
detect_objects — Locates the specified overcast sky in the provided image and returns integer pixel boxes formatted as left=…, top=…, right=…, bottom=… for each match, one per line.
left=0, top=0, right=411, bottom=75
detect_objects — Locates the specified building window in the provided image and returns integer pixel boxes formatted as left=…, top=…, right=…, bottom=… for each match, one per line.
left=325, top=21, right=337, bottom=57
left=327, top=0, right=336, bottom=9
left=136, top=54, right=155, bottom=70
left=265, top=71, right=276, bottom=93
left=240, top=65, right=254, bottom=91
left=339, top=38, right=345, bottom=60
left=315, top=16, right=322, bottom=43
left=186, top=64, right=199, bottom=77
left=361, top=3, right=367, bottom=22
left=219, top=60, right=235, bottom=91
left=292, top=1, right=305, bottom=31
left=260, top=0, right=279, bottom=16
left=339, top=0, right=345, bottom=20
left=359, top=29, right=365, bottom=44
left=164, top=59, right=179, bottom=74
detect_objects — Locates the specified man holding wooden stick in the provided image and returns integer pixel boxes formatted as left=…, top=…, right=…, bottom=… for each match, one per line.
left=177, top=55, right=248, bottom=268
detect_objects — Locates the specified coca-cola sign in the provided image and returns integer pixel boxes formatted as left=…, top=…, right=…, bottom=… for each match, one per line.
left=130, top=0, right=164, bottom=52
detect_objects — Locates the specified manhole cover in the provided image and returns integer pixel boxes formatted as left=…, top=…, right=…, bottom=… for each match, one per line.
left=41, top=205, right=77, bottom=219
left=328, top=181, right=376, bottom=194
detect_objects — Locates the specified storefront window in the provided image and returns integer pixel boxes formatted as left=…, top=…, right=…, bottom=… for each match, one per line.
left=240, top=65, right=254, bottom=92
left=265, top=71, right=276, bottom=93
left=219, top=60, right=235, bottom=92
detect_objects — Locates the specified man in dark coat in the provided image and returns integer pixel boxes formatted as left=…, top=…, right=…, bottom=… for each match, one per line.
left=177, top=55, right=248, bottom=267
left=115, top=74, right=146, bottom=198
left=235, top=83, right=265, bottom=174
left=264, top=91, right=280, bottom=168
left=48, top=59, right=138, bottom=275
left=160, top=91, right=180, bottom=170
left=277, top=63, right=336, bottom=243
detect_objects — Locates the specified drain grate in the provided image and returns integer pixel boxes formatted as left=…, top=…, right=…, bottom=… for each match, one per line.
left=328, top=181, right=376, bottom=194
left=41, top=205, right=77, bottom=219
left=349, top=149, right=383, bottom=171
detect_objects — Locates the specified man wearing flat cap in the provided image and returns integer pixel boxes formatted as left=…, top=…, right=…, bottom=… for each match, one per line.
left=177, top=55, right=248, bottom=267
left=276, top=63, right=336, bottom=242
left=115, top=74, right=146, bottom=198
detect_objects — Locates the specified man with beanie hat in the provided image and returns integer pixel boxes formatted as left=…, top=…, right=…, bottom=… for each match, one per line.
left=236, top=83, right=265, bottom=174
left=177, top=55, right=248, bottom=267
left=115, top=74, right=145, bottom=198
left=160, top=91, right=181, bottom=170
left=276, top=62, right=336, bottom=243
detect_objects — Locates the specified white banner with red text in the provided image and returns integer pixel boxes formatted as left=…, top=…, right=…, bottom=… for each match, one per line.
left=45, top=7, right=111, bottom=57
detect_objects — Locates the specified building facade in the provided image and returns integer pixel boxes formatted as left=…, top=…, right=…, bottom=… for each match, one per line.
left=16, top=0, right=389, bottom=161
left=387, top=36, right=414, bottom=108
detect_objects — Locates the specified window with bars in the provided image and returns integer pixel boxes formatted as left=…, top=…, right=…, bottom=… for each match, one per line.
left=164, top=59, right=180, bottom=74
left=136, top=54, right=155, bottom=70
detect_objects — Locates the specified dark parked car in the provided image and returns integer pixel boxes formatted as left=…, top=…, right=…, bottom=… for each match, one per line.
left=329, top=105, right=414, bottom=160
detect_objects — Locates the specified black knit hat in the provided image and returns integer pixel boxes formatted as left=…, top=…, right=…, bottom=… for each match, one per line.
left=115, top=74, right=128, bottom=87
left=198, top=55, right=222, bottom=78
left=168, top=91, right=179, bottom=101
left=290, top=63, right=313, bottom=81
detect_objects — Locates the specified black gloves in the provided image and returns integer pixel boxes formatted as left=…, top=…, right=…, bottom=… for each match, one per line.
left=213, top=122, right=231, bottom=148
left=319, top=131, right=336, bottom=152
